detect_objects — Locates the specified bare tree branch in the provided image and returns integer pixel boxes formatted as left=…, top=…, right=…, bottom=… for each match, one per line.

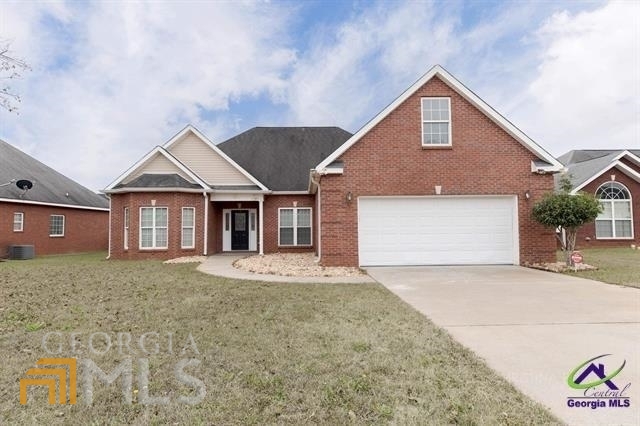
left=0, top=41, right=31, bottom=113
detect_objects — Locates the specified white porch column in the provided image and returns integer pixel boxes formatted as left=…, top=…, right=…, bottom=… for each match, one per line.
left=202, top=192, right=209, bottom=256
left=258, top=196, right=264, bottom=255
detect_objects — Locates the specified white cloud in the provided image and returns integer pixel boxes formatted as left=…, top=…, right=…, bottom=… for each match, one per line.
left=513, top=1, right=640, bottom=155
left=284, top=1, right=460, bottom=130
left=2, top=2, right=297, bottom=190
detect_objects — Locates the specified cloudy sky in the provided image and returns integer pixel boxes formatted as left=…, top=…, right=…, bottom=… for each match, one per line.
left=1, top=0, right=638, bottom=191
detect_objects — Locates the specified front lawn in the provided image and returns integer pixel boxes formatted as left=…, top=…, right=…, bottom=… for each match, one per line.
left=1, top=253, right=559, bottom=424
left=559, top=247, right=640, bottom=288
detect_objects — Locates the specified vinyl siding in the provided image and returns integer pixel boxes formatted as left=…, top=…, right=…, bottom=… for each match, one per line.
left=168, top=132, right=253, bottom=186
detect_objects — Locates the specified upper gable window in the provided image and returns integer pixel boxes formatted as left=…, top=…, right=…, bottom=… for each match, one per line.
left=421, top=97, right=451, bottom=146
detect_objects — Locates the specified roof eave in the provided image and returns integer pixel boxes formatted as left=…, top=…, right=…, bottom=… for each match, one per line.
left=531, top=161, right=564, bottom=174
left=210, top=189, right=271, bottom=194
left=0, top=197, right=109, bottom=211
left=103, top=187, right=207, bottom=194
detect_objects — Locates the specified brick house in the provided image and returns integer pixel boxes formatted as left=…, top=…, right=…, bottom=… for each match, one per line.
left=105, top=65, right=563, bottom=266
left=558, top=150, right=640, bottom=248
left=0, top=140, right=109, bottom=257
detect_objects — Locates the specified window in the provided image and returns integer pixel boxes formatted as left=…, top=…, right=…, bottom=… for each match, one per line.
left=595, top=182, right=633, bottom=239
left=279, top=207, right=312, bottom=246
left=421, top=97, right=451, bottom=146
left=13, top=212, right=24, bottom=232
left=181, top=207, right=195, bottom=249
left=140, top=207, right=168, bottom=249
left=123, top=207, right=129, bottom=250
left=49, top=215, right=65, bottom=237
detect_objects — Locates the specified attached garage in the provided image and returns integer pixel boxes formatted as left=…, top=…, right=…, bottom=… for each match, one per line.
left=357, top=196, right=518, bottom=266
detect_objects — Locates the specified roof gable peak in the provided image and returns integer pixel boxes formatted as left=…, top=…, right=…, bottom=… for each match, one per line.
left=315, top=64, right=562, bottom=172
left=163, top=124, right=268, bottom=191
left=104, top=145, right=208, bottom=192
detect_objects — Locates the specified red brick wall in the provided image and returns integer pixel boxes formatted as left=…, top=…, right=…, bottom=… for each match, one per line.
left=110, top=194, right=317, bottom=260
left=0, top=202, right=108, bottom=256
left=319, top=75, right=556, bottom=266
left=263, top=195, right=316, bottom=254
left=575, top=165, right=640, bottom=249
left=109, top=192, right=205, bottom=260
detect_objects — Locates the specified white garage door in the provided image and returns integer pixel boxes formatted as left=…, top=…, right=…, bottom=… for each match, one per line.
left=358, top=196, right=518, bottom=266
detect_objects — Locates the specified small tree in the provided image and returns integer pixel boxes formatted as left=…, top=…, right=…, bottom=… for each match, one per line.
left=1, top=40, right=30, bottom=113
left=532, top=176, right=602, bottom=265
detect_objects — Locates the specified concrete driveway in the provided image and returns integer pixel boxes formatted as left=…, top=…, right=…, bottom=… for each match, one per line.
left=367, top=266, right=640, bottom=426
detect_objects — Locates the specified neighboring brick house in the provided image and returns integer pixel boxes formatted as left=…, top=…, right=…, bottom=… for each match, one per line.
left=0, top=140, right=109, bottom=257
left=558, top=150, right=640, bottom=248
left=105, top=65, right=563, bottom=266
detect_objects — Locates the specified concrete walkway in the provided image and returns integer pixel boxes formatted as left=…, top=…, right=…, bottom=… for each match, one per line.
left=368, top=266, right=640, bottom=426
left=197, top=254, right=374, bottom=283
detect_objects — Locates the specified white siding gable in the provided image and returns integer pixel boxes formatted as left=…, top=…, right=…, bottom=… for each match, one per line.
left=122, top=152, right=194, bottom=184
left=168, top=132, right=253, bottom=186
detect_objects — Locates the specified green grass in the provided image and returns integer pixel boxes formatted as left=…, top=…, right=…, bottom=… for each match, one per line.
left=559, top=247, right=640, bottom=288
left=1, top=252, right=560, bottom=424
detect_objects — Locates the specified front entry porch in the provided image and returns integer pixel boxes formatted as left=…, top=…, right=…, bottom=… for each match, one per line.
left=222, top=208, right=257, bottom=251
left=209, top=192, right=264, bottom=255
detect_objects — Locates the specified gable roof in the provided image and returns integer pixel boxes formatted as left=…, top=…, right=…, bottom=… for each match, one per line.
left=218, top=127, right=352, bottom=191
left=0, top=139, right=109, bottom=210
left=315, top=64, right=563, bottom=173
left=163, top=125, right=268, bottom=191
left=104, top=146, right=209, bottom=193
left=104, top=125, right=269, bottom=193
left=557, top=149, right=640, bottom=193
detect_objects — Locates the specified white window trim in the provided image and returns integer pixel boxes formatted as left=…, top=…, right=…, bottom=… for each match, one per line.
left=181, top=207, right=196, bottom=249
left=139, top=207, right=169, bottom=250
left=123, top=207, right=129, bottom=250
left=13, top=212, right=24, bottom=232
left=49, top=214, right=65, bottom=237
left=595, top=182, right=634, bottom=240
left=278, top=207, right=313, bottom=247
left=421, top=97, right=452, bottom=147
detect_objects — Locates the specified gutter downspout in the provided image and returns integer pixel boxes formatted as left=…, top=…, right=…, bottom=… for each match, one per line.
left=106, top=195, right=111, bottom=259
left=310, top=171, right=322, bottom=263
left=203, top=192, right=208, bottom=256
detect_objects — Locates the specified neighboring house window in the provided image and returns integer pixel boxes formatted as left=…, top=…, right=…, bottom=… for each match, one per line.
left=123, top=207, right=129, bottom=250
left=421, top=97, right=451, bottom=146
left=49, top=215, right=65, bottom=237
left=140, top=207, right=168, bottom=249
left=279, top=207, right=312, bottom=246
left=595, top=182, right=633, bottom=239
left=13, top=212, right=24, bottom=232
left=181, top=207, right=195, bottom=249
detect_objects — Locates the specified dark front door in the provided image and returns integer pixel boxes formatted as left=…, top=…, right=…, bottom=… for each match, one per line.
left=231, top=210, right=249, bottom=250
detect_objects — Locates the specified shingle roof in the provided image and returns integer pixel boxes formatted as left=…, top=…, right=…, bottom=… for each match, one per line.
left=115, top=173, right=202, bottom=189
left=556, top=149, right=640, bottom=190
left=0, top=139, right=109, bottom=209
left=217, top=127, right=352, bottom=191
